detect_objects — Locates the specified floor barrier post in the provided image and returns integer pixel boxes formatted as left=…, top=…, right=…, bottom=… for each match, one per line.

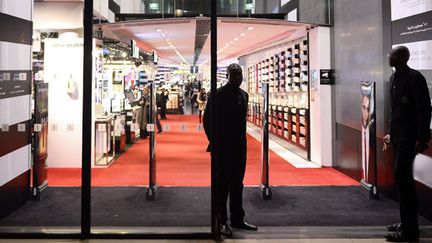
left=260, top=82, right=272, bottom=200
left=146, top=82, right=158, bottom=201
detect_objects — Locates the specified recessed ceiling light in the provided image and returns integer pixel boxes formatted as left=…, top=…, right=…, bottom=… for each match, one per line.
left=161, top=34, right=166, bottom=37
left=156, top=28, right=163, bottom=32
left=165, top=38, right=170, bottom=41
left=247, top=26, right=254, bottom=31
left=225, top=44, right=229, bottom=47
left=240, top=33, right=245, bottom=36
left=234, top=38, right=239, bottom=41
left=230, top=41, right=234, bottom=44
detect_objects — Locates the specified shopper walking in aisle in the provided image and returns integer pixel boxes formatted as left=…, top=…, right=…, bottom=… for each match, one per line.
left=138, top=88, right=150, bottom=139
left=197, top=88, right=207, bottom=123
left=383, top=46, right=431, bottom=242
left=203, top=63, right=258, bottom=238
left=160, top=88, right=169, bottom=120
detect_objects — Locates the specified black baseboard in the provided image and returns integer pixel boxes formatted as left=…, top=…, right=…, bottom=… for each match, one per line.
left=0, top=170, right=30, bottom=220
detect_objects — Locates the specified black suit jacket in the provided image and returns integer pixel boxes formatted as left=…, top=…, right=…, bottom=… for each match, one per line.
left=389, top=66, right=431, bottom=144
left=203, top=83, right=249, bottom=159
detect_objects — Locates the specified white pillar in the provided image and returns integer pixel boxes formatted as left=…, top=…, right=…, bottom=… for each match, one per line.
left=309, top=26, right=333, bottom=167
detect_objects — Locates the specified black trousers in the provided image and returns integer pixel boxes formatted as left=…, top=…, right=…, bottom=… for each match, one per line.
left=160, top=104, right=167, bottom=119
left=393, top=141, right=419, bottom=236
left=217, top=154, right=246, bottom=224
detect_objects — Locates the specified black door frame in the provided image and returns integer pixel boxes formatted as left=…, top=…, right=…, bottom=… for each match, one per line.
left=0, top=0, right=218, bottom=240
left=80, top=0, right=219, bottom=239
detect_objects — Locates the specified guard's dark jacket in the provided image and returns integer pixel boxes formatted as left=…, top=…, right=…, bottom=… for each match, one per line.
left=389, top=65, right=431, bottom=144
left=203, top=83, right=249, bottom=159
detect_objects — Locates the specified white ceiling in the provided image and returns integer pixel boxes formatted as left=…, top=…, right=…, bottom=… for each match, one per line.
left=100, top=18, right=310, bottom=66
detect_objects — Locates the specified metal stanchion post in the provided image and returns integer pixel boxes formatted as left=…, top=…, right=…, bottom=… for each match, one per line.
left=260, top=82, right=272, bottom=200
left=146, top=82, right=158, bottom=201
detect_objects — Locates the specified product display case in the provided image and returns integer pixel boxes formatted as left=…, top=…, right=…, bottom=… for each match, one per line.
left=164, top=89, right=184, bottom=114
left=95, top=115, right=116, bottom=166
left=247, top=38, right=309, bottom=152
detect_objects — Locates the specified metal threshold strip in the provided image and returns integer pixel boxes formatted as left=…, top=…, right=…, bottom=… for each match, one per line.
left=2, top=226, right=432, bottom=239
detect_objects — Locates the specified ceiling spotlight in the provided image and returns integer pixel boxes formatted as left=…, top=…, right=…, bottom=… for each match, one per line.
left=247, top=26, right=254, bottom=31
left=225, top=44, right=229, bottom=47
left=234, top=37, right=239, bottom=41
left=230, top=41, right=234, bottom=44
left=240, top=33, right=245, bottom=36
left=161, top=34, right=166, bottom=37
left=165, top=38, right=170, bottom=41
left=169, top=44, right=174, bottom=48
left=156, top=28, right=163, bottom=32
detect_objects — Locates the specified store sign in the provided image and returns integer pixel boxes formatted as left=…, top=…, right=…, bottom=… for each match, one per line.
left=149, top=2, right=159, bottom=10
left=392, top=11, right=432, bottom=45
left=391, top=1, right=432, bottom=70
left=319, top=69, right=334, bottom=85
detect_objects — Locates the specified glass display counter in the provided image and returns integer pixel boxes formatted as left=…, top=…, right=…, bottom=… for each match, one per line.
left=95, top=115, right=116, bottom=166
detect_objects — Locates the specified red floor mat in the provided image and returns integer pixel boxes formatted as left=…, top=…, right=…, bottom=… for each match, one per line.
left=47, top=115, right=358, bottom=187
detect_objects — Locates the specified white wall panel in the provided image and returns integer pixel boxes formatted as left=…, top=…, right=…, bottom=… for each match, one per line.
left=0, top=42, right=31, bottom=70
left=44, top=38, right=83, bottom=168
left=0, top=145, right=30, bottom=187
left=0, top=95, right=31, bottom=125
left=0, top=0, right=32, bottom=21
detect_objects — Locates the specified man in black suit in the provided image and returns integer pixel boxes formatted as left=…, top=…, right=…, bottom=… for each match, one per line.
left=203, top=63, right=258, bottom=237
left=384, top=46, right=431, bottom=242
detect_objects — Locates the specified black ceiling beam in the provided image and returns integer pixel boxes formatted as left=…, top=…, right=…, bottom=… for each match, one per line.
left=115, top=13, right=286, bottom=21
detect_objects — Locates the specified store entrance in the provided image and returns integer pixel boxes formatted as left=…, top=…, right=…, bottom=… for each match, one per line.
left=3, top=15, right=424, bottom=238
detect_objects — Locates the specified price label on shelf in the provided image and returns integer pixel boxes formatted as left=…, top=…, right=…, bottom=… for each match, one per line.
left=147, top=124, right=155, bottom=132
left=196, top=124, right=204, bottom=131
left=66, top=124, right=74, bottom=132
left=34, top=124, right=42, bottom=132
left=163, top=124, right=171, bottom=131
left=180, top=124, right=188, bottom=132
left=1, top=124, right=9, bottom=132
left=51, top=123, right=58, bottom=131
left=18, top=124, right=26, bottom=132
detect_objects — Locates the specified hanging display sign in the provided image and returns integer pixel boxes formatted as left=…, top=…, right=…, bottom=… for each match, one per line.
left=131, top=40, right=140, bottom=59
left=360, top=81, right=378, bottom=199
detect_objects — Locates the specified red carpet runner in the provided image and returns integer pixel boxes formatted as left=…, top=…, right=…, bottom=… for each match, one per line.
left=48, top=115, right=358, bottom=186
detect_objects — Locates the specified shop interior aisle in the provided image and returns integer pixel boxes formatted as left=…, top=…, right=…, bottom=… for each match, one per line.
left=47, top=114, right=358, bottom=187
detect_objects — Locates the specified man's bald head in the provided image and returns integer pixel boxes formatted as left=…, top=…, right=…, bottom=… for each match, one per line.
left=227, top=63, right=243, bottom=87
left=389, top=46, right=410, bottom=68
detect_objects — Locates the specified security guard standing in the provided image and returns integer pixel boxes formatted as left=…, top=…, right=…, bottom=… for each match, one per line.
left=384, top=46, right=431, bottom=242
left=203, top=63, right=258, bottom=237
